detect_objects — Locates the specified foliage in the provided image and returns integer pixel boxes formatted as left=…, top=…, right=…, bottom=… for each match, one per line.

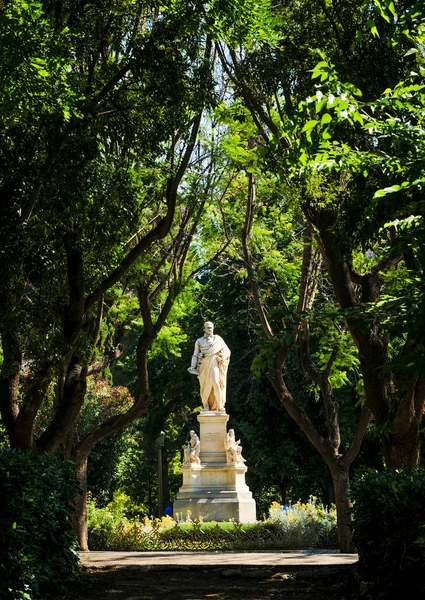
left=351, top=469, right=425, bottom=598
left=268, top=497, right=337, bottom=549
left=0, top=0, right=214, bottom=456
left=78, top=377, right=134, bottom=437
left=0, top=450, right=79, bottom=600
left=280, top=14, right=425, bottom=379
left=33, top=377, right=135, bottom=438
left=212, top=0, right=425, bottom=472
left=87, top=491, right=337, bottom=551
left=0, top=0, right=79, bottom=125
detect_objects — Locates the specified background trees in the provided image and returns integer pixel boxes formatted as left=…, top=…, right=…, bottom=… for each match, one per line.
left=0, top=0, right=212, bottom=450
left=2, top=0, right=425, bottom=563
left=211, top=0, right=425, bottom=471
left=0, top=0, right=217, bottom=549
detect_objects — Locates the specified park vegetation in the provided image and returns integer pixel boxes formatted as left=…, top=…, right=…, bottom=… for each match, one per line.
left=1, top=0, right=425, bottom=598
left=86, top=493, right=338, bottom=551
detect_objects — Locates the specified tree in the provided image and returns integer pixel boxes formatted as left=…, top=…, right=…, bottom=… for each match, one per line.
left=241, top=172, right=370, bottom=552
left=0, top=0, right=217, bottom=548
left=200, top=81, right=369, bottom=549
left=211, top=0, right=425, bottom=471
left=277, top=3, right=425, bottom=469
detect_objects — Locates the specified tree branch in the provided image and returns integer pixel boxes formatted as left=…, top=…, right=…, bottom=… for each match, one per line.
left=84, top=110, right=204, bottom=312
left=91, top=63, right=131, bottom=106
left=268, top=346, right=335, bottom=462
left=86, top=344, right=124, bottom=376
left=343, top=404, right=372, bottom=466
left=91, top=297, right=104, bottom=346
left=215, top=42, right=277, bottom=142
left=242, top=173, right=274, bottom=340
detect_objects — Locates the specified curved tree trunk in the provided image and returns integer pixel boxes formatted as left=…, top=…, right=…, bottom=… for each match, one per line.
left=241, top=180, right=368, bottom=554
left=268, top=361, right=367, bottom=553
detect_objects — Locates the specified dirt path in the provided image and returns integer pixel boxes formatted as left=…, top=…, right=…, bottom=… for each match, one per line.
left=49, top=552, right=359, bottom=600
left=54, top=564, right=356, bottom=600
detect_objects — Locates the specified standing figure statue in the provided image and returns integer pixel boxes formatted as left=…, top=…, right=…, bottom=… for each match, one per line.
left=183, top=430, right=201, bottom=465
left=188, top=321, right=231, bottom=412
left=224, top=429, right=246, bottom=464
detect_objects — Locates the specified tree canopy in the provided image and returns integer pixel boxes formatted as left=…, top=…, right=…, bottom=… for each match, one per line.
left=1, top=0, right=425, bottom=556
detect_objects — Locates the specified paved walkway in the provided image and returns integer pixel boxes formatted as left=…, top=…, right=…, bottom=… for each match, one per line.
left=79, top=550, right=358, bottom=568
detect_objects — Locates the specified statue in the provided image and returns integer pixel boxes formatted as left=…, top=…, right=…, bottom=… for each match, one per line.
left=224, top=429, right=246, bottom=464
left=188, top=321, right=231, bottom=412
left=183, top=430, right=201, bottom=465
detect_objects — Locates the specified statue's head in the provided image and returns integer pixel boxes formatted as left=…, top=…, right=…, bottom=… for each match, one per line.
left=203, top=321, right=214, bottom=336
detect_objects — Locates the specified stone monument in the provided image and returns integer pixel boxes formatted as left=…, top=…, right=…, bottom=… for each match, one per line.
left=173, top=321, right=256, bottom=522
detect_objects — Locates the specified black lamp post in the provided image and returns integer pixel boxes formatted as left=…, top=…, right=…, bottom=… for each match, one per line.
left=155, top=431, right=165, bottom=516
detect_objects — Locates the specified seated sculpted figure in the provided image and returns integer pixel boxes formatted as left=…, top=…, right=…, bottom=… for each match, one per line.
left=188, top=321, right=231, bottom=412
left=183, top=430, right=201, bottom=465
left=224, top=429, right=246, bottom=464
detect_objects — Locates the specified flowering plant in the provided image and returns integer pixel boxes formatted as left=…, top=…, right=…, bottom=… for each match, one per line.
left=268, top=496, right=337, bottom=548
left=77, top=377, right=134, bottom=436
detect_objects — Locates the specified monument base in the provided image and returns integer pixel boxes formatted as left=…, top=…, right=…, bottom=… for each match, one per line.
left=174, top=411, right=256, bottom=523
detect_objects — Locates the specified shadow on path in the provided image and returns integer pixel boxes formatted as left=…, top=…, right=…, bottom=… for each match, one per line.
left=52, top=563, right=357, bottom=600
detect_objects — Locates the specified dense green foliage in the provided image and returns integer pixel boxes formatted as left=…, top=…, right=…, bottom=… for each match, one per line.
left=351, top=469, right=425, bottom=598
left=0, top=0, right=215, bottom=460
left=2, top=0, right=425, bottom=583
left=209, top=0, right=425, bottom=477
left=0, top=450, right=79, bottom=599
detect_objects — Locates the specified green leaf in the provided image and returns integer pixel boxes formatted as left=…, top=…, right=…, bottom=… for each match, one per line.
left=386, top=0, right=396, bottom=17
left=301, top=119, right=319, bottom=133
left=373, top=185, right=402, bottom=199
left=320, top=113, right=332, bottom=125
left=367, top=19, right=380, bottom=37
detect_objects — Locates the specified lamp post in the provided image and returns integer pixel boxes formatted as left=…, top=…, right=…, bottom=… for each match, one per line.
left=155, top=431, right=165, bottom=516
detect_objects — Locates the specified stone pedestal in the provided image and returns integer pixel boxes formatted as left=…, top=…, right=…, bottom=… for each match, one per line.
left=173, top=411, right=256, bottom=523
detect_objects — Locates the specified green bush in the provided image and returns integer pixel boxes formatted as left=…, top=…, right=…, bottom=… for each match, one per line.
left=351, top=469, right=425, bottom=599
left=87, top=492, right=338, bottom=551
left=0, top=450, right=80, bottom=600
left=268, top=497, right=337, bottom=549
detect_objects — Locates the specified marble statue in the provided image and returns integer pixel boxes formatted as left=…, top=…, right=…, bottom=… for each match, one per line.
left=224, top=429, right=246, bottom=464
left=183, top=430, right=201, bottom=465
left=188, top=321, right=231, bottom=412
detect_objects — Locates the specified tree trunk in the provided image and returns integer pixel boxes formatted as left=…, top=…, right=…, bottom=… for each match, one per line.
left=73, top=456, right=89, bottom=551
left=0, top=328, right=21, bottom=445
left=37, top=363, right=88, bottom=453
left=384, top=426, right=421, bottom=470
left=310, top=210, right=425, bottom=470
left=330, top=462, right=353, bottom=553
left=14, top=371, right=51, bottom=449
left=268, top=360, right=363, bottom=553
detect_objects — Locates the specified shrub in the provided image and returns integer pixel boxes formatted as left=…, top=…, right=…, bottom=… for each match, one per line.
left=351, top=469, right=425, bottom=599
left=268, top=497, right=338, bottom=549
left=87, top=491, right=338, bottom=551
left=0, top=450, right=80, bottom=600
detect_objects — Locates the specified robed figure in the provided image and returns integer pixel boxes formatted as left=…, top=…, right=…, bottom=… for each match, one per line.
left=188, top=321, right=231, bottom=412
